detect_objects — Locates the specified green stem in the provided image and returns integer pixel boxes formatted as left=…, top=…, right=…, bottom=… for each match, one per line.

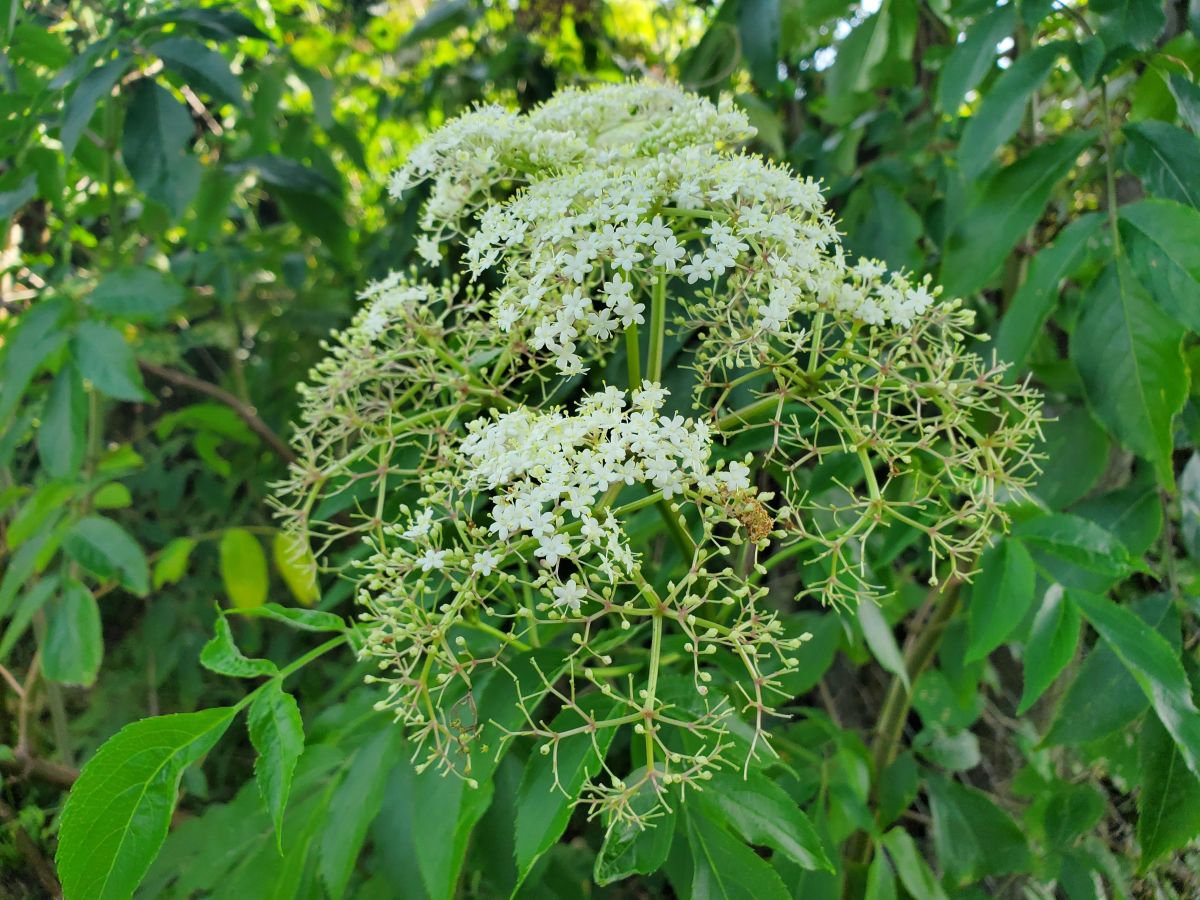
left=625, top=321, right=642, bottom=387
left=647, top=270, right=667, bottom=383
left=715, top=394, right=779, bottom=432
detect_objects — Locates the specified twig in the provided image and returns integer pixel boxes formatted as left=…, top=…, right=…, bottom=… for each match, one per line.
left=0, top=753, right=78, bottom=788
left=138, top=360, right=298, bottom=464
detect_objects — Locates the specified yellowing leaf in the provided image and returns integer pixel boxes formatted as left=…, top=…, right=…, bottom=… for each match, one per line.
left=219, top=528, right=268, bottom=610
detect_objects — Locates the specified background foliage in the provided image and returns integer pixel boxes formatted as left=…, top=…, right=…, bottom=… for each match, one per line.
left=2, top=0, right=1200, bottom=896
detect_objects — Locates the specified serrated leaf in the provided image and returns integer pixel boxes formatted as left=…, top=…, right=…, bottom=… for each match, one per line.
left=64, top=515, right=149, bottom=596
left=61, top=56, right=128, bottom=159
left=227, top=602, right=346, bottom=633
left=42, top=577, right=103, bottom=687
left=958, top=42, right=1062, bottom=178
left=89, top=267, right=185, bottom=323
left=515, top=695, right=619, bottom=883
left=941, top=133, right=1093, bottom=298
left=683, top=802, right=790, bottom=900
left=926, top=774, right=1031, bottom=886
left=248, top=682, right=304, bottom=849
left=937, top=5, right=1016, bottom=112
left=1012, top=513, right=1133, bottom=592
left=1072, top=259, right=1186, bottom=486
left=1017, top=584, right=1081, bottom=714
left=879, top=828, right=948, bottom=900
left=219, top=528, right=269, bottom=610
left=56, top=707, right=236, bottom=900
left=967, top=538, right=1037, bottom=662
left=1137, top=714, right=1200, bottom=870
left=319, top=727, right=398, bottom=898
left=200, top=615, right=277, bottom=677
left=121, top=79, right=199, bottom=218
left=152, top=537, right=195, bottom=589
left=1124, top=121, right=1200, bottom=208
left=0, top=298, right=69, bottom=425
left=272, top=531, right=319, bottom=606
left=71, top=321, right=149, bottom=402
left=1119, top=198, right=1200, bottom=331
left=1167, top=73, right=1200, bottom=134
left=992, top=214, right=1102, bottom=377
left=700, top=771, right=834, bottom=872
left=1071, top=591, right=1200, bottom=780
left=38, top=363, right=87, bottom=478
left=1046, top=593, right=1177, bottom=745
left=593, top=778, right=676, bottom=886
left=151, top=37, right=244, bottom=108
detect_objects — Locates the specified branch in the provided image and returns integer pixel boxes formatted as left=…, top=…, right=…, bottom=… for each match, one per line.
left=0, top=752, right=79, bottom=788
left=138, top=360, right=298, bottom=464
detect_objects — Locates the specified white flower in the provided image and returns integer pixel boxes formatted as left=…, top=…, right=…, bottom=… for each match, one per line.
left=417, top=549, right=448, bottom=572
left=471, top=550, right=502, bottom=577
left=552, top=578, right=588, bottom=612
left=416, top=235, right=442, bottom=265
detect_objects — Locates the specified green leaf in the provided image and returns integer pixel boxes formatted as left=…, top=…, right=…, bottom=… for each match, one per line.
left=1018, top=584, right=1081, bottom=714
left=248, top=681, right=304, bottom=850
left=1119, top=198, right=1200, bottom=331
left=0, top=576, right=58, bottom=662
left=61, top=57, right=128, bottom=159
left=958, top=43, right=1062, bottom=178
left=737, top=0, right=780, bottom=91
left=864, top=851, right=897, bottom=900
left=93, top=483, right=132, bottom=510
left=1071, top=475, right=1163, bottom=557
left=1071, top=259, right=1186, bottom=486
left=0, top=173, right=36, bottom=219
left=1012, top=513, right=1133, bottom=592
left=879, top=828, right=948, bottom=900
left=151, top=37, right=244, bottom=108
left=1046, top=593, right=1177, bottom=745
left=966, top=538, right=1037, bottom=662
left=992, top=214, right=1102, bottom=376
left=1124, top=121, right=1200, bottom=208
left=1182, top=454, right=1200, bottom=560
left=219, top=528, right=269, bottom=610
left=272, top=531, right=319, bottom=607
left=7, top=480, right=73, bottom=549
left=200, top=615, right=277, bottom=677
left=319, top=727, right=398, bottom=898
left=121, top=80, right=200, bottom=218
left=515, top=695, right=619, bottom=883
left=1092, top=0, right=1165, bottom=49
left=1071, top=592, right=1200, bottom=780
left=37, top=363, right=87, bottom=478
left=42, top=577, right=103, bottom=687
left=0, top=297, right=68, bottom=425
left=1031, top=405, right=1110, bottom=510
left=1167, top=73, right=1200, bottom=135
left=64, top=515, right=149, bottom=596
left=227, top=602, right=346, bottom=633
left=71, top=321, right=149, bottom=403
left=937, top=4, right=1016, bottom=112
left=594, top=776, right=676, bottom=885
left=700, top=771, right=834, bottom=872
left=683, top=802, right=791, bottom=900
left=152, top=537, right=195, bottom=589
left=858, top=598, right=910, bottom=692
left=89, top=267, right=185, bottom=323
left=56, top=707, right=236, bottom=900
left=941, top=133, right=1093, bottom=298
left=1137, top=714, right=1200, bottom=870
left=926, top=774, right=1031, bottom=886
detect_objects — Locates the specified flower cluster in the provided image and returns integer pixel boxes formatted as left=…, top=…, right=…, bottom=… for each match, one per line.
left=458, top=383, right=747, bottom=583
left=277, top=80, right=1043, bottom=828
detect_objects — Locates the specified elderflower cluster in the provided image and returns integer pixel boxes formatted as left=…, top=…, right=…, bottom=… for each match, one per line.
left=457, top=383, right=748, bottom=585
left=276, top=79, right=1043, bottom=827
